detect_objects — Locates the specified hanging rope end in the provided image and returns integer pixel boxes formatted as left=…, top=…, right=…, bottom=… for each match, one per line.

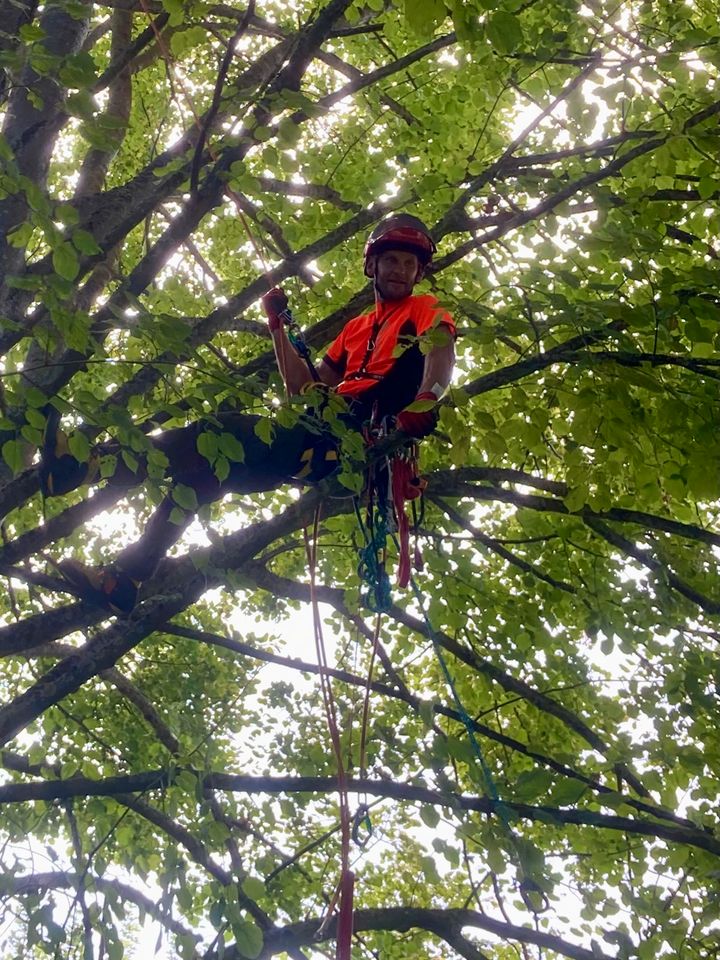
left=335, top=869, right=355, bottom=960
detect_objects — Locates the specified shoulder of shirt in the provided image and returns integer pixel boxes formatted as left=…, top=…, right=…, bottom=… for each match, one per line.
left=410, top=293, right=453, bottom=317
left=343, top=305, right=377, bottom=329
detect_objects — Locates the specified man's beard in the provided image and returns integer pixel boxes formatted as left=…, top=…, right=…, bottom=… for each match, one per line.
left=376, top=277, right=414, bottom=300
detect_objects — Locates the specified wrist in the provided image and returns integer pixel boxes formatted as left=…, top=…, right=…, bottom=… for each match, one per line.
left=418, top=379, right=446, bottom=400
left=415, top=389, right=439, bottom=403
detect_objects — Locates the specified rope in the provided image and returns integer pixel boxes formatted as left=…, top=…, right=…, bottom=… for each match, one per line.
left=355, top=492, right=392, bottom=613
left=409, top=575, right=503, bottom=806
left=355, top=439, right=425, bottom=609
left=407, top=572, right=550, bottom=913
left=348, top=613, right=382, bottom=851
left=304, top=507, right=354, bottom=958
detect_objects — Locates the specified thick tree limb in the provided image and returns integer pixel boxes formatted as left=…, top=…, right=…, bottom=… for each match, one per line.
left=246, top=905, right=614, bottom=960
left=0, top=771, right=716, bottom=857
left=0, top=488, right=338, bottom=746
left=427, top=474, right=720, bottom=550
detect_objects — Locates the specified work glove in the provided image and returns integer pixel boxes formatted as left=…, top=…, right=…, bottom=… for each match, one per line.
left=261, top=287, right=288, bottom=332
left=396, top=391, right=439, bottom=438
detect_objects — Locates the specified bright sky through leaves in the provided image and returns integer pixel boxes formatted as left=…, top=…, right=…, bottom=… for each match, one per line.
left=0, top=0, right=719, bottom=957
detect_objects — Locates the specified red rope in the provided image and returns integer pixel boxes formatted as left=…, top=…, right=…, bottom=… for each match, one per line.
left=304, top=508, right=354, bottom=959
left=358, top=615, right=381, bottom=778
left=335, top=868, right=355, bottom=960
left=390, top=451, right=426, bottom=588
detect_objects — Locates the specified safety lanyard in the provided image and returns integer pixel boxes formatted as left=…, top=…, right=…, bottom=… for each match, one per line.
left=345, top=309, right=399, bottom=383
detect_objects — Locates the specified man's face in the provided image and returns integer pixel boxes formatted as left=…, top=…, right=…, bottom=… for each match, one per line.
left=371, top=249, right=421, bottom=300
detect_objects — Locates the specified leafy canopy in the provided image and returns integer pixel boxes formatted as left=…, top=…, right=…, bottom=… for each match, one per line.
left=0, top=0, right=719, bottom=957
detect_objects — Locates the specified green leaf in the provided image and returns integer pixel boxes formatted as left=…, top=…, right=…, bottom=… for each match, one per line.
left=160, top=0, right=184, bottom=26
left=7, top=222, right=33, bottom=248
left=52, top=242, right=79, bottom=281
left=170, top=26, right=207, bottom=58
left=58, top=51, right=98, bottom=88
left=254, top=419, right=274, bottom=446
left=55, top=204, right=79, bottom=226
left=72, top=229, right=101, bottom=255
left=19, top=23, right=45, bottom=41
left=218, top=431, right=245, bottom=463
left=25, top=407, right=45, bottom=429
left=697, top=177, right=717, bottom=200
left=169, top=506, right=186, bottom=525
left=68, top=431, right=91, bottom=463
left=420, top=854, right=441, bottom=884
left=513, top=769, right=554, bottom=801
left=25, top=387, right=47, bottom=408
left=486, top=11, right=523, bottom=54
left=241, top=877, right=266, bottom=901
left=172, top=484, right=198, bottom=511
left=106, top=937, right=123, bottom=960
left=337, top=467, right=363, bottom=493
left=405, top=396, right=436, bottom=412
left=233, top=920, right=263, bottom=959
left=21, top=425, right=42, bottom=446
left=420, top=804, right=440, bottom=829
left=65, top=92, right=96, bottom=124
left=197, top=430, right=219, bottom=463
left=403, top=0, right=447, bottom=36
left=2, top=439, right=23, bottom=474
left=214, top=455, right=230, bottom=483
left=121, top=449, right=139, bottom=474
left=549, top=778, right=588, bottom=807
left=418, top=700, right=435, bottom=730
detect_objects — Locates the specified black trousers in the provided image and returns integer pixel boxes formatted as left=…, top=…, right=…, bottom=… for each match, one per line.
left=100, top=343, right=429, bottom=580
left=112, top=408, right=350, bottom=581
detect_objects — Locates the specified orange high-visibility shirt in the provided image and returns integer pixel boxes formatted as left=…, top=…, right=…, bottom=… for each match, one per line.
left=323, top=293, right=455, bottom=398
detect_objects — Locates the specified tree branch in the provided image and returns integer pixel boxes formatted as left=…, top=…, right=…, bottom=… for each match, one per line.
left=0, top=772, right=716, bottom=857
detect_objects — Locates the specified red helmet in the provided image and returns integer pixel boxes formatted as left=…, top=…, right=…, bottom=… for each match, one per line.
left=363, top=214, right=436, bottom=277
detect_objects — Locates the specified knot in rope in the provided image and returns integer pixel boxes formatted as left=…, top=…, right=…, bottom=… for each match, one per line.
left=357, top=508, right=392, bottom=612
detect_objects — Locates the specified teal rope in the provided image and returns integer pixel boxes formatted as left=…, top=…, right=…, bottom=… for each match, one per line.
left=409, top=573, right=552, bottom=912
left=407, top=574, right=511, bottom=826
left=355, top=497, right=392, bottom=613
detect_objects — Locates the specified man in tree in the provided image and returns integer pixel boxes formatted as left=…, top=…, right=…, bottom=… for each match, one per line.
left=43, top=214, right=455, bottom=612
